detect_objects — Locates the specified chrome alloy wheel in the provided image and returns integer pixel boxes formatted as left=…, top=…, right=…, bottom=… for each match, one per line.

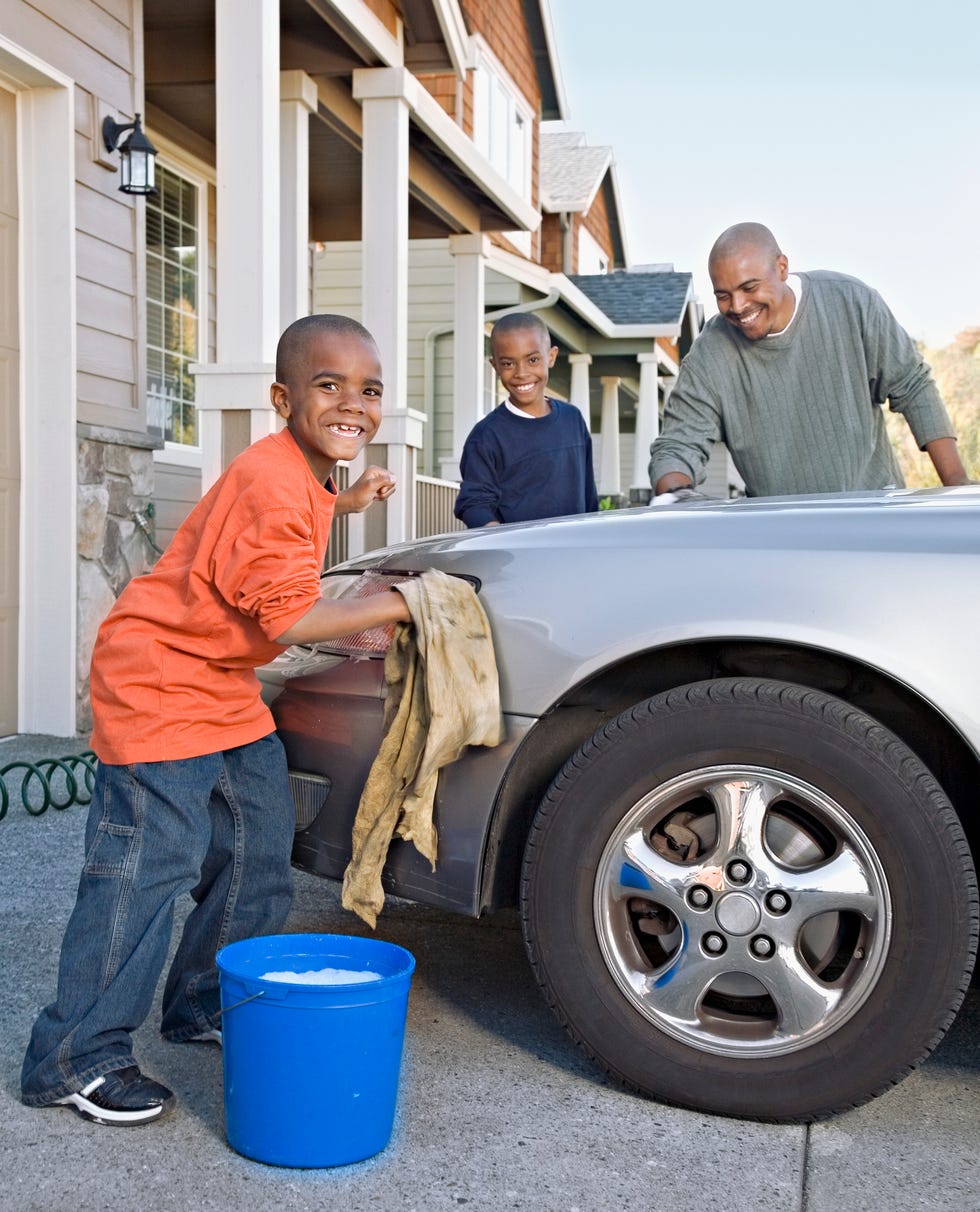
left=593, top=765, right=892, bottom=1057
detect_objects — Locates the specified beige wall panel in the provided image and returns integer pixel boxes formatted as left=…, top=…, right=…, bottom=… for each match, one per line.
left=0, top=86, right=17, bottom=736
left=77, top=278, right=136, bottom=340
left=2, top=3, right=133, bottom=109
left=0, top=110, right=15, bottom=215
left=0, top=217, right=16, bottom=347
left=92, top=0, right=132, bottom=29
left=76, top=229, right=136, bottom=296
left=37, top=0, right=132, bottom=65
left=77, top=324, right=136, bottom=384
left=152, top=461, right=201, bottom=550
left=74, top=131, right=126, bottom=194
left=77, top=370, right=136, bottom=415
left=75, top=180, right=135, bottom=248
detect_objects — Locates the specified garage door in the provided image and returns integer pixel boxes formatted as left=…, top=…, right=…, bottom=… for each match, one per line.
left=0, top=86, right=19, bottom=737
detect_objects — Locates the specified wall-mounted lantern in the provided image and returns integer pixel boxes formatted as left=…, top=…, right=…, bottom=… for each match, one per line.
left=101, top=112, right=158, bottom=195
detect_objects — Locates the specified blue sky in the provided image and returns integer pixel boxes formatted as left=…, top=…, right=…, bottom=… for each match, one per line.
left=546, top=0, right=979, bottom=348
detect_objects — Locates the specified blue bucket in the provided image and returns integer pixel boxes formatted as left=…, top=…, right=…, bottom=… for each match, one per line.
left=216, top=932, right=415, bottom=1168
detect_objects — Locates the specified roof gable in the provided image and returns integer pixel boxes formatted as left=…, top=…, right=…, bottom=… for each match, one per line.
left=540, top=131, right=613, bottom=212
left=568, top=270, right=694, bottom=326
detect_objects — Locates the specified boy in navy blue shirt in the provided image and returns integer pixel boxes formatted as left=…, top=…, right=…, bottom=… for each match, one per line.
left=453, top=312, right=598, bottom=527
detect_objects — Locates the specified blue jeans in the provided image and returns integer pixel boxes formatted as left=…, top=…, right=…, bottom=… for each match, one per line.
left=21, top=733, right=295, bottom=1106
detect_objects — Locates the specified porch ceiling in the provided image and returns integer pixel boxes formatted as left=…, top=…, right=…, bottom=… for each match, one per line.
left=144, top=0, right=523, bottom=240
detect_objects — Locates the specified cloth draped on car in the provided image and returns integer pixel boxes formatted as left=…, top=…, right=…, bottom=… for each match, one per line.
left=341, top=568, right=503, bottom=927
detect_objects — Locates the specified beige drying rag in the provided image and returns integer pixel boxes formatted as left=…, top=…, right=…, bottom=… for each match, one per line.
left=341, top=568, right=503, bottom=927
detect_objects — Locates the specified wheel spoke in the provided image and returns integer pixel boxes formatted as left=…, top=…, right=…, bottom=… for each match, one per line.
left=614, top=828, right=691, bottom=916
left=778, top=843, right=880, bottom=921
left=705, top=775, right=776, bottom=867
left=757, top=946, right=844, bottom=1040
left=638, top=932, right=720, bottom=1027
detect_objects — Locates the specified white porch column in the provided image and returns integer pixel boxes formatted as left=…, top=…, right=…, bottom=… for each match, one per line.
left=192, top=0, right=280, bottom=490
left=567, top=353, right=592, bottom=431
left=352, top=68, right=424, bottom=547
left=632, top=351, right=659, bottom=491
left=279, top=70, right=317, bottom=332
left=598, top=375, right=622, bottom=497
left=441, top=232, right=490, bottom=482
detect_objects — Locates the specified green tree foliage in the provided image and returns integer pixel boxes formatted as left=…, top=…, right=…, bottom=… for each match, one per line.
left=886, top=329, right=980, bottom=487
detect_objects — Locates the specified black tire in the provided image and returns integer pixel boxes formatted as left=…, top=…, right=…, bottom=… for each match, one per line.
left=519, top=678, right=978, bottom=1122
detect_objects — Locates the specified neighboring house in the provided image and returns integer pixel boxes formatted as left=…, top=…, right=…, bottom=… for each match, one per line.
left=0, top=0, right=700, bottom=740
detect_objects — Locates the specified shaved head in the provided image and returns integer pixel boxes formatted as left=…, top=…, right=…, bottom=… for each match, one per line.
left=707, top=223, right=794, bottom=340
left=709, top=223, right=783, bottom=272
left=490, top=310, right=552, bottom=350
left=275, top=313, right=377, bottom=383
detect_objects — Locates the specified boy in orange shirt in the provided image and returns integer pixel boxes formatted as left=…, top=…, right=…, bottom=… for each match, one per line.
left=22, top=314, right=410, bottom=1126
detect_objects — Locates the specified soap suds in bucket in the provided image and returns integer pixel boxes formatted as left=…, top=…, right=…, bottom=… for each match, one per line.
left=260, top=966, right=382, bottom=985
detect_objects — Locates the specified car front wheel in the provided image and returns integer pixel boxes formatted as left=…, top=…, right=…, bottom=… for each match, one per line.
left=519, top=678, right=978, bottom=1121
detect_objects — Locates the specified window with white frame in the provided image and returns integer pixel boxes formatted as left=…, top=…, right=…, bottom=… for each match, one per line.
left=145, top=163, right=202, bottom=447
left=471, top=38, right=533, bottom=201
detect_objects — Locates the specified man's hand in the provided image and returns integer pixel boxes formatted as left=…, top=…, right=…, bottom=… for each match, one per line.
left=650, top=487, right=712, bottom=507
left=335, top=466, right=396, bottom=515
left=654, top=472, right=695, bottom=495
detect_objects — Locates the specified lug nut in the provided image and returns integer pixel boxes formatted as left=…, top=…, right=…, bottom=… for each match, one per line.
left=766, top=891, right=789, bottom=914
left=728, top=860, right=751, bottom=884
left=751, top=935, right=774, bottom=958
left=688, top=887, right=711, bottom=909
left=703, top=932, right=726, bottom=954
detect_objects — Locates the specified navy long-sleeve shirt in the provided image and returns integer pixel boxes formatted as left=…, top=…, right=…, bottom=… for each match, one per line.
left=454, top=400, right=599, bottom=528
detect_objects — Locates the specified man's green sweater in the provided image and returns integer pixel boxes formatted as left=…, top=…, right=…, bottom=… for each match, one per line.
left=649, top=271, right=955, bottom=496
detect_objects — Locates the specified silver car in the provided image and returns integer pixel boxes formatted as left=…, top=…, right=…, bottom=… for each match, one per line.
left=259, top=487, right=980, bottom=1122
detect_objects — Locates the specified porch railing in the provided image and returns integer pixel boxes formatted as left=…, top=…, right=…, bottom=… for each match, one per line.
left=416, top=474, right=463, bottom=539
left=327, top=470, right=461, bottom=568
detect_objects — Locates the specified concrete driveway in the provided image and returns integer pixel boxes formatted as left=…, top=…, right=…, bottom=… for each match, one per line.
left=2, top=734, right=977, bottom=1212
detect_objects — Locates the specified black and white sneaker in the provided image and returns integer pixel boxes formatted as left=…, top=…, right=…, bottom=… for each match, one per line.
left=54, top=1065, right=176, bottom=1126
left=187, top=1028, right=222, bottom=1046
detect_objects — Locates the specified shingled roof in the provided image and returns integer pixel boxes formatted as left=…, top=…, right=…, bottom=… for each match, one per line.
left=568, top=269, right=693, bottom=326
left=540, top=130, right=613, bottom=213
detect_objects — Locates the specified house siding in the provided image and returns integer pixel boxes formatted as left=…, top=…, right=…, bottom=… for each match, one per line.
left=417, top=72, right=458, bottom=120
left=461, top=0, right=540, bottom=112
left=5, top=0, right=143, bottom=434
left=539, top=212, right=565, bottom=273
left=362, top=0, right=400, bottom=37
left=582, top=186, right=614, bottom=264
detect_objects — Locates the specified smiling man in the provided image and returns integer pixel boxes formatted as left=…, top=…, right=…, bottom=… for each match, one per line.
left=649, top=222, right=970, bottom=498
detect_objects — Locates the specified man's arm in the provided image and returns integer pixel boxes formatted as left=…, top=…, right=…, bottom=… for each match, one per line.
left=860, top=286, right=965, bottom=480
left=925, top=437, right=972, bottom=486
left=648, top=354, right=722, bottom=495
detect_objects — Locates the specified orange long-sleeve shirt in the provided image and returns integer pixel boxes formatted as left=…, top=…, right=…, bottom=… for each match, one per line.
left=90, top=429, right=336, bottom=764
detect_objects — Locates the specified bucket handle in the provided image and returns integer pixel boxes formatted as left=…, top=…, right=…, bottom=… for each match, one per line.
left=215, top=990, right=267, bottom=1017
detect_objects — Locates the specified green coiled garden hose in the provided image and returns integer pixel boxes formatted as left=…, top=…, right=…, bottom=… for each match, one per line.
left=0, top=752, right=98, bottom=821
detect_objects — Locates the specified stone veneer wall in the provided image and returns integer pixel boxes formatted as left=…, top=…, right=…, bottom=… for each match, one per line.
left=76, top=423, right=163, bottom=731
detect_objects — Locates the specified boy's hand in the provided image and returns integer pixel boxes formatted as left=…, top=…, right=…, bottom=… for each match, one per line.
left=335, top=466, right=396, bottom=515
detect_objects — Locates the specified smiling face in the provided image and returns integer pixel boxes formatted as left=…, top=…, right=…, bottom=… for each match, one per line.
left=270, top=328, right=383, bottom=482
left=489, top=323, right=559, bottom=416
left=709, top=244, right=795, bottom=341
